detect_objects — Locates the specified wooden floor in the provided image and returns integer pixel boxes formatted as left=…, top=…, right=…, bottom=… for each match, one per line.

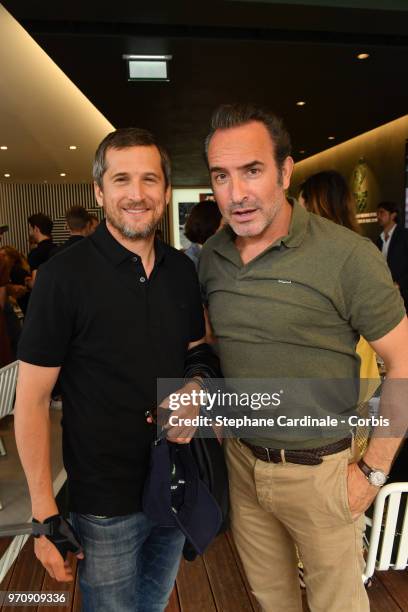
left=1, top=532, right=407, bottom=611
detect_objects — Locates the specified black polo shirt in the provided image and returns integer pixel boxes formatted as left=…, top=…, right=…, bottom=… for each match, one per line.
left=28, top=238, right=56, bottom=271
left=18, top=221, right=205, bottom=516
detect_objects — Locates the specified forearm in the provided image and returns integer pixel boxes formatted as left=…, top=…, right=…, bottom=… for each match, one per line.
left=14, top=395, right=58, bottom=520
left=363, top=437, right=403, bottom=473
left=363, top=365, right=408, bottom=473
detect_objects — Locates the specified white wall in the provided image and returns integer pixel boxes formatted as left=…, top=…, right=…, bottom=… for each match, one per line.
left=171, top=187, right=212, bottom=248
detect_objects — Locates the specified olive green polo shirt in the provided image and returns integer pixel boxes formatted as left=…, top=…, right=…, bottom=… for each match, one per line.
left=199, top=200, right=405, bottom=449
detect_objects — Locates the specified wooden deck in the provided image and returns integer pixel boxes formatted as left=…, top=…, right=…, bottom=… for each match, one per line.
left=1, top=532, right=407, bottom=611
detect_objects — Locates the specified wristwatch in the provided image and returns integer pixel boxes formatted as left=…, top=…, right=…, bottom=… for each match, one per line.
left=357, top=458, right=388, bottom=487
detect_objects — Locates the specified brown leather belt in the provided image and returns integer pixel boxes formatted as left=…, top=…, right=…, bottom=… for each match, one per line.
left=241, top=437, right=351, bottom=465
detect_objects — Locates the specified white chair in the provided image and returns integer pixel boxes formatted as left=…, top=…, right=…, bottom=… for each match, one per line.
left=0, top=360, right=19, bottom=509
left=363, top=482, right=408, bottom=582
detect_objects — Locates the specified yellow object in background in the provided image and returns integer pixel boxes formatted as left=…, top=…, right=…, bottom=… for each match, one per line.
left=356, top=337, right=381, bottom=456
left=357, top=336, right=381, bottom=403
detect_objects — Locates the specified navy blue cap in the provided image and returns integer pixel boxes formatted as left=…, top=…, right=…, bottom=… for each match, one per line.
left=143, top=438, right=222, bottom=555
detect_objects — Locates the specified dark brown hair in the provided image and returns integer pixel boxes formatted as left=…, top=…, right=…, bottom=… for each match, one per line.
left=93, top=127, right=171, bottom=189
left=377, top=201, right=399, bottom=223
left=300, top=170, right=360, bottom=233
left=28, top=213, right=53, bottom=237
left=0, top=245, right=30, bottom=271
left=66, top=206, right=91, bottom=231
left=184, top=201, right=222, bottom=245
left=205, top=104, right=291, bottom=173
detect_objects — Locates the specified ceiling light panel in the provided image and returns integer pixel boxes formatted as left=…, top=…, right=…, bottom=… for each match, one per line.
left=123, top=55, right=172, bottom=82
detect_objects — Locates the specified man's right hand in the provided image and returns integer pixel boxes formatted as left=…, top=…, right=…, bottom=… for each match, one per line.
left=34, top=536, right=84, bottom=582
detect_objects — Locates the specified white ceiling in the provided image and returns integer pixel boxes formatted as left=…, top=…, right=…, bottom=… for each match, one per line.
left=0, top=4, right=114, bottom=183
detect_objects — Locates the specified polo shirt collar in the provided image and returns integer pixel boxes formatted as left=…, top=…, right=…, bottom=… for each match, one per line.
left=281, top=198, right=309, bottom=248
left=90, top=219, right=166, bottom=267
left=213, top=198, right=309, bottom=261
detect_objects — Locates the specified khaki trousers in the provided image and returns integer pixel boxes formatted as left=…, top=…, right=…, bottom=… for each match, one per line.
left=225, top=438, right=369, bottom=612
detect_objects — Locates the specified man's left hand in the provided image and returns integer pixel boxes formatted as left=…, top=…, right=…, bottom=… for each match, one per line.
left=347, top=462, right=380, bottom=520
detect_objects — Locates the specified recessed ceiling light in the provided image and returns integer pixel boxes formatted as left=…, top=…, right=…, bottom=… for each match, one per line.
left=357, top=53, right=370, bottom=60
left=0, top=146, right=7, bottom=150
left=296, top=101, right=306, bottom=107
left=60, top=172, right=66, bottom=177
left=328, top=136, right=335, bottom=140
left=299, top=150, right=306, bottom=154
left=4, top=173, right=10, bottom=178
left=69, top=145, right=77, bottom=150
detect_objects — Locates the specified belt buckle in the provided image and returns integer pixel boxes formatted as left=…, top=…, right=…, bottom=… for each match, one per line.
left=263, top=447, right=281, bottom=463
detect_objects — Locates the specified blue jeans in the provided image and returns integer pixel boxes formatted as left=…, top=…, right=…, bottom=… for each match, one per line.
left=70, top=512, right=185, bottom=612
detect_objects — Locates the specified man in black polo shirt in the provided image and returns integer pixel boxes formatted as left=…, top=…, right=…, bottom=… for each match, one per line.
left=15, top=128, right=205, bottom=612
left=27, top=213, right=55, bottom=285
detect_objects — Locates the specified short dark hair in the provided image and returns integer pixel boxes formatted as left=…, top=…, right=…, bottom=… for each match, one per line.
left=205, top=104, right=291, bottom=172
left=93, top=127, right=171, bottom=189
left=377, top=201, right=399, bottom=222
left=28, top=213, right=53, bottom=236
left=184, top=201, right=222, bottom=245
left=66, top=206, right=91, bottom=231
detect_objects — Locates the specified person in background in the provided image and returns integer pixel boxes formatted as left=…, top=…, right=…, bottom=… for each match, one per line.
left=0, top=246, right=31, bottom=314
left=0, top=225, right=8, bottom=240
left=0, top=244, right=23, bottom=356
left=26, top=213, right=55, bottom=287
left=184, top=200, right=222, bottom=269
left=299, top=169, right=360, bottom=233
left=0, top=227, right=13, bottom=365
left=1, top=245, right=30, bottom=285
left=0, top=249, right=12, bottom=367
left=376, top=201, right=408, bottom=314
left=86, top=213, right=100, bottom=235
left=51, top=206, right=91, bottom=257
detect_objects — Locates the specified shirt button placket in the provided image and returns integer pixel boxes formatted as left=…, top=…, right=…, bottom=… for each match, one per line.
left=131, top=256, right=148, bottom=286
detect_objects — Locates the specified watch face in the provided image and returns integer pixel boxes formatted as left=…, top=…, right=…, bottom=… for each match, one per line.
left=369, top=470, right=387, bottom=487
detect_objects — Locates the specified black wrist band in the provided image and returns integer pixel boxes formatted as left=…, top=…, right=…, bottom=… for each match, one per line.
left=32, top=514, right=83, bottom=559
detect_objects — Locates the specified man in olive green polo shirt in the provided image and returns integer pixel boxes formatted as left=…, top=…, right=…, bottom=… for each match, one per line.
left=199, top=104, right=408, bottom=612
